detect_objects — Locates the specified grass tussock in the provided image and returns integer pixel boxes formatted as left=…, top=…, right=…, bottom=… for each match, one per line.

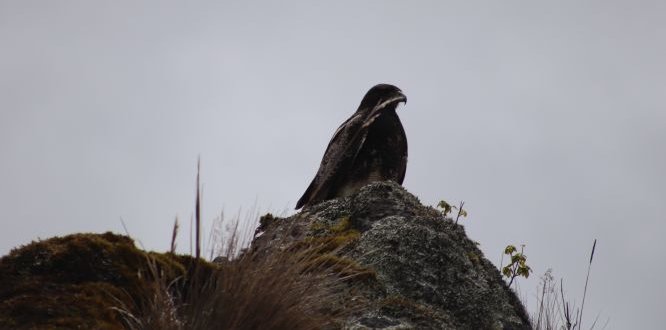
left=189, top=248, right=345, bottom=329
left=116, top=208, right=358, bottom=330
left=113, top=160, right=363, bottom=329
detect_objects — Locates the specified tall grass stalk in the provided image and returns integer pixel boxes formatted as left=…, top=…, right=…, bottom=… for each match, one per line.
left=532, top=239, right=601, bottom=330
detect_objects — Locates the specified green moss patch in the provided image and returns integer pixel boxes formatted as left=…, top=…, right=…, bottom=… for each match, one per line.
left=290, top=216, right=376, bottom=282
left=0, top=232, right=214, bottom=329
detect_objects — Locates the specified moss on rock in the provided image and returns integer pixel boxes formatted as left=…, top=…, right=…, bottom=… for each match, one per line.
left=0, top=232, right=214, bottom=329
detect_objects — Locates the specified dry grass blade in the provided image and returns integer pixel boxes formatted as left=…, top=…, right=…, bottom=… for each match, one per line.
left=560, top=278, right=573, bottom=330
left=455, top=200, right=465, bottom=224
left=170, top=217, right=179, bottom=254
left=195, top=157, right=201, bottom=259
left=578, top=239, right=597, bottom=329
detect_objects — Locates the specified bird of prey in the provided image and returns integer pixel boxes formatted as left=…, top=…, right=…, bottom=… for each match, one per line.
left=296, top=84, right=408, bottom=209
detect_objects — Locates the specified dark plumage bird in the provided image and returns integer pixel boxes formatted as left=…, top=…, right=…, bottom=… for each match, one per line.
left=296, top=84, right=408, bottom=209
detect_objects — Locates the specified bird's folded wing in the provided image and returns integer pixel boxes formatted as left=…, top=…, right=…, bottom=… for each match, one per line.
left=296, top=113, right=368, bottom=208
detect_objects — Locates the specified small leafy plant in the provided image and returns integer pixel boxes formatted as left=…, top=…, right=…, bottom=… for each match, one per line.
left=437, top=200, right=467, bottom=224
left=502, top=244, right=532, bottom=288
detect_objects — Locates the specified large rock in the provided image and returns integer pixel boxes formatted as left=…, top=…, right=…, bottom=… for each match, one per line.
left=253, top=181, right=531, bottom=330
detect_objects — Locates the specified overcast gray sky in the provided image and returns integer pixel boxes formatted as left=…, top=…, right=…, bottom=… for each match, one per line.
left=1, top=1, right=664, bottom=328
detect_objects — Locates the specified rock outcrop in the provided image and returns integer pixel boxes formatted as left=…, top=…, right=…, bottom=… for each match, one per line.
left=253, top=181, right=531, bottom=329
left=0, top=181, right=531, bottom=329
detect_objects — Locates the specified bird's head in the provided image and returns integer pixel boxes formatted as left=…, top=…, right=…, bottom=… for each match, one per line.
left=358, top=84, right=407, bottom=111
